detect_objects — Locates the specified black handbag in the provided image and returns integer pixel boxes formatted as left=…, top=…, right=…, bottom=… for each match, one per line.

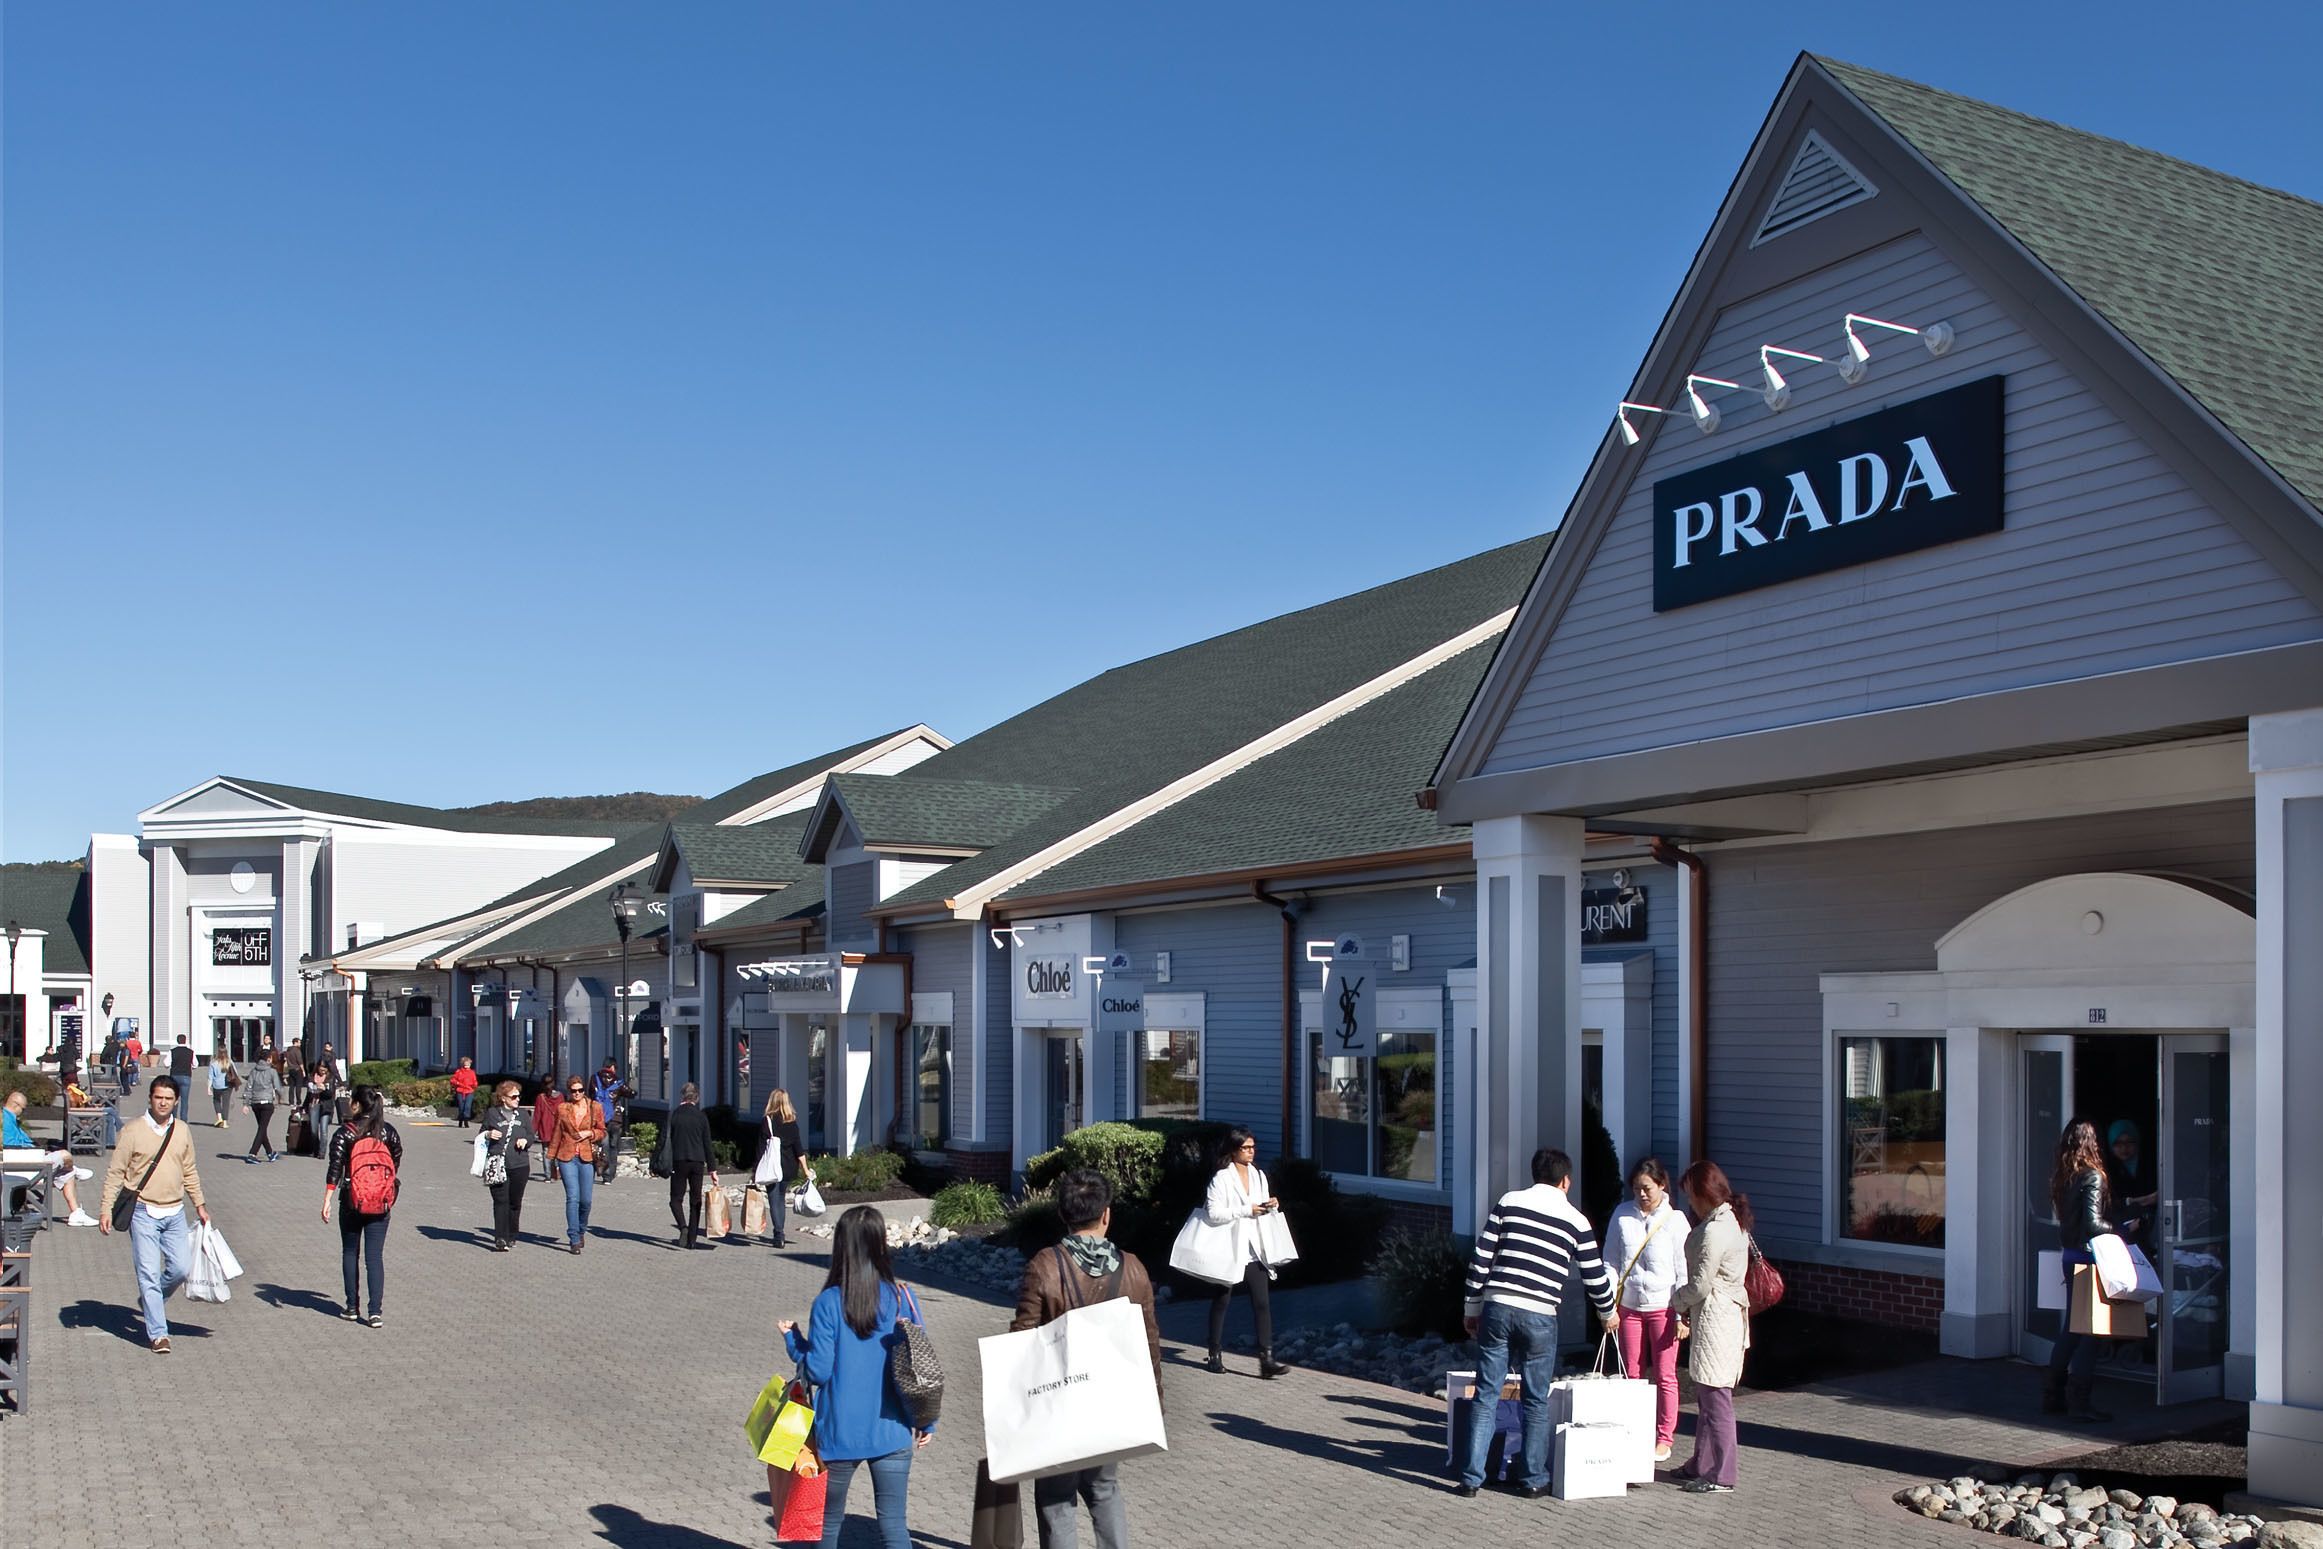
left=970, top=1457, right=1023, bottom=1549
left=889, top=1282, right=945, bottom=1429
left=110, top=1118, right=178, bottom=1232
left=649, top=1125, right=671, bottom=1178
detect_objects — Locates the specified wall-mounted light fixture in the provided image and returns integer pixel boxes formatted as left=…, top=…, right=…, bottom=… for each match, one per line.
left=1758, top=345, right=1824, bottom=410
left=1616, top=401, right=1671, bottom=446
left=1838, top=313, right=1955, bottom=384
left=1685, top=374, right=1741, bottom=434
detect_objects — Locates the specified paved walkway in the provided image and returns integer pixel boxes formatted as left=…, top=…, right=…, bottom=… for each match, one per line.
left=4, top=1116, right=2240, bottom=1547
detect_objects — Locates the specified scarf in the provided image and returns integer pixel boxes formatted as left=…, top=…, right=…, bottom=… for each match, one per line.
left=1062, top=1233, right=1121, bottom=1280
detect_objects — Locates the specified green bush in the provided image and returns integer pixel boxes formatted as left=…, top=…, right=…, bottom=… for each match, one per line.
left=626, top=1121, right=660, bottom=1161
left=1002, top=1186, right=1063, bottom=1255
left=389, top=1078, right=454, bottom=1108
left=809, top=1149, right=906, bottom=1193
left=1023, top=1122, right=1166, bottom=1203
left=0, top=1065, right=57, bottom=1107
left=349, top=1059, right=416, bottom=1089
left=1581, top=1097, right=1623, bottom=1230
left=930, top=1180, right=1007, bottom=1228
left=1370, top=1230, right=1471, bottom=1339
left=711, top=1139, right=740, bottom=1172
left=1271, top=1158, right=1393, bottom=1286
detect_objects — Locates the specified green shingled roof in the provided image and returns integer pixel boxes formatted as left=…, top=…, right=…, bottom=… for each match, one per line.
left=1818, top=56, right=2323, bottom=513
left=223, top=778, right=640, bottom=838
left=691, top=730, right=915, bottom=824
left=826, top=774, right=1074, bottom=852
left=467, top=878, right=668, bottom=961
left=669, top=813, right=816, bottom=886
left=876, top=534, right=1552, bottom=913
left=0, top=866, right=92, bottom=977
left=1000, top=639, right=1495, bottom=901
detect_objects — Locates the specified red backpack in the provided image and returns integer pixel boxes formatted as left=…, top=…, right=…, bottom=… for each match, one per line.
left=348, top=1132, right=398, bottom=1214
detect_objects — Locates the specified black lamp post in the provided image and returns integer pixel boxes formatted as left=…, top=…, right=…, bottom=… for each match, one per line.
left=609, top=883, right=639, bottom=1083
left=4, top=920, right=20, bottom=1062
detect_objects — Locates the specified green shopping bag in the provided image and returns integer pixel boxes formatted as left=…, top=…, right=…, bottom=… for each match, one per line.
left=745, top=1371, right=817, bottom=1469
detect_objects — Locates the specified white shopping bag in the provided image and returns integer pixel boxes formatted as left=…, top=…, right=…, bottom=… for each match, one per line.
left=787, top=1181, right=826, bottom=1217
left=754, top=1137, right=783, bottom=1186
left=2090, top=1232, right=2137, bottom=1299
left=186, top=1224, right=231, bottom=1303
left=2126, top=1244, right=2164, bottom=1303
left=470, top=1134, right=490, bottom=1178
left=1549, top=1339, right=1654, bottom=1485
left=1553, top=1421, right=1630, bottom=1500
left=979, top=1296, right=1168, bottom=1484
left=1167, top=1210, right=1242, bottom=1285
left=1442, top=1369, right=1524, bottom=1470
left=203, top=1222, right=245, bottom=1282
left=1255, top=1210, right=1299, bottom=1268
left=2036, top=1250, right=2068, bottom=1310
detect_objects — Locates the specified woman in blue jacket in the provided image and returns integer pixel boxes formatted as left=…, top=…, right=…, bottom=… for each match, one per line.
left=779, top=1205, right=931, bottom=1549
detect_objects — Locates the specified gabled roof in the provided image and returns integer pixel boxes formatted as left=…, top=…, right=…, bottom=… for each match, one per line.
left=1816, top=57, right=2323, bottom=516
left=869, top=534, right=1552, bottom=917
left=664, top=813, right=817, bottom=888
left=998, top=638, right=1496, bottom=905
left=219, top=778, right=639, bottom=837
left=693, top=872, right=826, bottom=941
left=0, top=866, right=92, bottom=977
left=688, top=728, right=942, bottom=825
left=805, top=775, right=1076, bottom=860
left=461, top=878, right=667, bottom=964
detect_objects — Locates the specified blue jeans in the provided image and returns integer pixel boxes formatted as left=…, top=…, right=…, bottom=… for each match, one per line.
left=559, top=1158, right=595, bottom=1244
left=455, top=1093, right=474, bottom=1125
left=1034, top=1463, right=1125, bottom=1549
left=130, top=1206, right=193, bottom=1341
left=1461, top=1302, right=1559, bottom=1491
left=819, top=1447, right=912, bottom=1549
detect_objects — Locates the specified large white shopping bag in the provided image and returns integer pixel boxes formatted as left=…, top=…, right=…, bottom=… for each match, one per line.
left=2126, top=1244, right=2164, bottom=1303
left=203, top=1222, right=245, bottom=1283
left=1255, top=1210, right=1299, bottom=1268
left=2090, top=1232, right=2138, bottom=1299
left=979, top=1297, right=1168, bottom=1484
left=1167, top=1210, right=1241, bottom=1285
left=1553, top=1421, right=1630, bottom=1500
left=1549, top=1338, right=1654, bottom=1485
left=186, top=1224, right=231, bottom=1303
left=2036, top=1250, right=2068, bottom=1310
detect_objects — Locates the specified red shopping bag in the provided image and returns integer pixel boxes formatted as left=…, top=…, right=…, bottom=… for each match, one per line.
left=774, top=1466, right=827, bottom=1544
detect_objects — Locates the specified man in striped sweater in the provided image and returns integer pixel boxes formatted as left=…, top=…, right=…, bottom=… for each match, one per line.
left=1455, top=1147, right=1616, bottom=1497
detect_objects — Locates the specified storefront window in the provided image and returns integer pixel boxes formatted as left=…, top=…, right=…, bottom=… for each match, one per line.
left=1135, top=1030, right=1200, bottom=1121
left=1839, top=1035, right=1946, bottom=1249
left=806, top=1021, right=830, bottom=1154
left=1310, top=1026, right=1438, bottom=1183
left=912, top=1023, right=950, bottom=1150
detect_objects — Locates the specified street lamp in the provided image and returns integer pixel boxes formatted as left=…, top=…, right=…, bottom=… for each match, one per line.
left=4, top=920, right=19, bottom=1062
left=609, top=883, right=640, bottom=1084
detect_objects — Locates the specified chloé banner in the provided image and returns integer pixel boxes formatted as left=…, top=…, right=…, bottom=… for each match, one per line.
left=1653, top=375, right=2004, bottom=611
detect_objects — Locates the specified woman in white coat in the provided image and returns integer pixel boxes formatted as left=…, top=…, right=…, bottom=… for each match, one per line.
left=1202, top=1127, right=1290, bottom=1379
left=1603, top=1155, right=1691, bottom=1461
left=1669, top=1158, right=1753, bottom=1493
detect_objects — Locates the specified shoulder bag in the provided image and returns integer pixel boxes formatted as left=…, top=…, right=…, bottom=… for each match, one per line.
left=484, top=1114, right=511, bottom=1186
left=109, top=1118, right=180, bottom=1232
left=890, top=1281, right=945, bottom=1429
left=1743, top=1232, right=1785, bottom=1314
left=754, top=1120, right=784, bottom=1186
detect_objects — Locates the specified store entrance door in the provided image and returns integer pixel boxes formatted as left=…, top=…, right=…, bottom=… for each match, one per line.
left=1044, top=1031, right=1085, bottom=1151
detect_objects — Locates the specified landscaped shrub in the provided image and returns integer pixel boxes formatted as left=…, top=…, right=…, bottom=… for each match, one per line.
left=0, top=1065, right=57, bottom=1107
left=1022, top=1122, right=1165, bottom=1202
left=711, top=1139, right=741, bottom=1172
left=1370, top=1230, right=1471, bottom=1339
left=625, top=1121, right=659, bottom=1162
left=930, top=1180, right=1007, bottom=1228
left=1271, top=1157, right=1393, bottom=1286
left=349, top=1059, right=416, bottom=1089
left=1581, top=1097, right=1623, bottom=1230
left=809, top=1148, right=906, bottom=1193
left=388, top=1078, right=454, bottom=1108
left=1001, top=1186, right=1063, bottom=1255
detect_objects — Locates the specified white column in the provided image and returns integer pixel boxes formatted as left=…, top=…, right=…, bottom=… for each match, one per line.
left=150, top=845, right=186, bottom=1047
left=1942, top=1026, right=2014, bottom=1357
left=1473, top=814, right=1587, bottom=1205
left=2250, top=707, right=2323, bottom=1508
left=840, top=1013, right=876, bottom=1153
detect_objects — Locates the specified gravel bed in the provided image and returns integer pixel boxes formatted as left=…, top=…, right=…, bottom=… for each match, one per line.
left=1891, top=1473, right=2308, bottom=1548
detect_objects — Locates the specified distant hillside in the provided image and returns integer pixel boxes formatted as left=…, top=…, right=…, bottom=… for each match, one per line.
left=451, top=793, right=701, bottom=824
left=2, top=859, right=85, bottom=873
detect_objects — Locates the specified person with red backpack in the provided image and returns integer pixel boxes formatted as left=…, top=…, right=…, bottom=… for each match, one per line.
left=320, top=1085, right=401, bottom=1327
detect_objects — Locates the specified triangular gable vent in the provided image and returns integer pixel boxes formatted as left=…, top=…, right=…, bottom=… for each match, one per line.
left=1750, top=129, right=1877, bottom=246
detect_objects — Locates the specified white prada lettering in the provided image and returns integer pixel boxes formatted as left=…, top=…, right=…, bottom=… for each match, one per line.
left=1775, top=471, right=1829, bottom=540
left=1672, top=501, right=1715, bottom=569
left=1718, top=487, right=1767, bottom=554
left=1892, top=435, right=1957, bottom=509
left=1837, top=452, right=1889, bottom=523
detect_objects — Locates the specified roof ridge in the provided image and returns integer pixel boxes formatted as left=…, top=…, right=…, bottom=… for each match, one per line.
left=1813, top=55, right=2323, bottom=215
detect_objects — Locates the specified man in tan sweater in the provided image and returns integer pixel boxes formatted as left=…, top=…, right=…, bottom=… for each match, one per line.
left=100, top=1077, right=210, bottom=1353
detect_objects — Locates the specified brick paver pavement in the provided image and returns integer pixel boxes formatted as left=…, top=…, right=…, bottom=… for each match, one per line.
left=3, top=1119, right=2238, bottom=1547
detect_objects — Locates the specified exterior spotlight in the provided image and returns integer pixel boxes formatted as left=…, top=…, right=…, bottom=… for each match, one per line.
left=1759, top=345, right=1825, bottom=410
left=1838, top=314, right=1955, bottom=384
left=1616, top=402, right=1671, bottom=446
left=1685, top=375, right=1740, bottom=434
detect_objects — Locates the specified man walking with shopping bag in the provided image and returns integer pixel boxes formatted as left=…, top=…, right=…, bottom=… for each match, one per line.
left=1455, top=1147, right=1617, bottom=1499
left=100, top=1078, right=210, bottom=1353
left=1004, top=1169, right=1164, bottom=1548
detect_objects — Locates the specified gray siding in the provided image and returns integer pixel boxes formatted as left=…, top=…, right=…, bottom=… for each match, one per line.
left=1703, top=799, right=2255, bottom=1249
left=1482, top=233, right=2322, bottom=776
left=828, top=862, right=877, bottom=949
left=1627, top=863, right=1682, bottom=1160
left=900, top=925, right=972, bottom=1143
left=983, top=932, right=1013, bottom=1141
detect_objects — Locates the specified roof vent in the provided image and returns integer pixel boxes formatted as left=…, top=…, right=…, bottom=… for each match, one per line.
left=1751, top=130, right=1877, bottom=246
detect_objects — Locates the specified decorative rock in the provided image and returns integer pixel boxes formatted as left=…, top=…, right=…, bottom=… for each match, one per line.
left=2116, top=1492, right=2149, bottom=1510
left=2147, top=1499, right=2182, bottom=1520
left=2256, top=1525, right=2323, bottom=1549
left=2099, top=1529, right=2140, bottom=1549
left=2072, top=1490, right=2117, bottom=1512
left=2181, top=1507, right=2221, bottom=1524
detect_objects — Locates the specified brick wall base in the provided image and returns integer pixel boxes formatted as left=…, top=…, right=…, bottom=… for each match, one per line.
left=1379, top=1198, right=1453, bottom=1238
left=944, top=1148, right=1012, bottom=1185
left=1774, top=1257, right=1944, bottom=1332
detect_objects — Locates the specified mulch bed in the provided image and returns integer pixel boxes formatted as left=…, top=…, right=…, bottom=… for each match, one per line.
left=2030, top=1415, right=2247, bottom=1501
left=1736, top=1306, right=1943, bottom=1393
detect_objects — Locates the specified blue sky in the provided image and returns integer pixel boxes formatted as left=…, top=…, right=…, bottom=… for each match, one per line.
left=7, top=3, right=2320, bottom=861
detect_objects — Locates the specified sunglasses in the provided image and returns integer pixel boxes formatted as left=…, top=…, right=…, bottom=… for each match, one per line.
left=567, top=1088, right=585, bottom=1095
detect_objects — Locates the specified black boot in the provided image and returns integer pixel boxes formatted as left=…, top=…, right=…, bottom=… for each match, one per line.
left=2039, top=1369, right=2067, bottom=1414
left=1204, top=1349, right=1225, bottom=1374
left=1259, top=1348, right=1290, bottom=1380
left=2065, top=1380, right=2112, bottom=1422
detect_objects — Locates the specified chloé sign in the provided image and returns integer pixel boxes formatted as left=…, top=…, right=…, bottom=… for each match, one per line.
left=1653, top=375, right=2003, bottom=611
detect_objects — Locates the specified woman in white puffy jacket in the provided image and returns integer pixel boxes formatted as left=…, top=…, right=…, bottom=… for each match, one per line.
left=1201, top=1126, right=1291, bottom=1379
left=1602, top=1155, right=1691, bottom=1461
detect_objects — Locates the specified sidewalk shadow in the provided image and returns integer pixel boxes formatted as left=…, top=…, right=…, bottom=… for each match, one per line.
left=253, top=1282, right=345, bottom=1318
left=586, top=1226, right=682, bottom=1249
left=1325, top=1391, right=1440, bottom=1425
left=58, top=1298, right=211, bottom=1344
left=587, top=1504, right=743, bottom=1547
left=1208, top=1407, right=1446, bottom=1487
left=413, top=1224, right=495, bottom=1248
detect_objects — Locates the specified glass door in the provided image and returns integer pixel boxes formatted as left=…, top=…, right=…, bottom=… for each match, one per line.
left=1044, top=1032, right=1085, bottom=1149
left=2019, top=1034, right=2075, bottom=1363
left=2157, top=1034, right=2229, bottom=1402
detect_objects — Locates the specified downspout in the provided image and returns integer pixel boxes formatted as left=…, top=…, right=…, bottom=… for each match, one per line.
left=1649, top=837, right=1709, bottom=1164
left=1252, top=882, right=1299, bottom=1161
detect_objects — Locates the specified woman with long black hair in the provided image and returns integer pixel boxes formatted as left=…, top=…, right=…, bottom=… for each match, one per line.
left=319, top=1085, right=401, bottom=1326
left=2043, top=1117, right=2118, bottom=1422
left=778, top=1204, right=931, bottom=1549
left=1202, top=1125, right=1290, bottom=1378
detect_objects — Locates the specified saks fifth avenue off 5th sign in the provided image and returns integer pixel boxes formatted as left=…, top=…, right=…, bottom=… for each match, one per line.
left=1653, top=375, right=2004, bottom=611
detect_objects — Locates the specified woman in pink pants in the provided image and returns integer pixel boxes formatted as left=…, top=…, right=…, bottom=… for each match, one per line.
left=1604, top=1155, right=1691, bottom=1461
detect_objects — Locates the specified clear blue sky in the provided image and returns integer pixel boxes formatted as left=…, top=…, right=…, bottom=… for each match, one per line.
left=7, top=3, right=2320, bottom=861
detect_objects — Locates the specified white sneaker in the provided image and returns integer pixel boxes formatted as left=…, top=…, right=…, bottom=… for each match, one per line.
left=73, top=1167, right=94, bottom=1181
left=67, top=1210, right=99, bottom=1227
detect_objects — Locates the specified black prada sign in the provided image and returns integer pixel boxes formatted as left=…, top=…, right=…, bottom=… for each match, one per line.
left=1653, top=375, right=2003, bottom=611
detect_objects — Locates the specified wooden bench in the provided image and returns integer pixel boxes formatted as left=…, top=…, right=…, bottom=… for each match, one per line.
left=0, top=1250, right=25, bottom=1287
left=0, top=1284, right=27, bottom=1416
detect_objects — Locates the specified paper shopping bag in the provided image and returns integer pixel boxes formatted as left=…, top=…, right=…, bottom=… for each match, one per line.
left=1549, top=1338, right=1655, bottom=1484
left=2090, top=1232, right=2138, bottom=1299
left=204, top=1223, right=244, bottom=1282
left=744, top=1186, right=771, bottom=1238
left=1255, top=1210, right=1300, bottom=1267
left=1552, top=1421, right=1630, bottom=1500
left=745, top=1374, right=817, bottom=1469
left=705, top=1187, right=731, bottom=1239
left=186, top=1225, right=229, bottom=1303
left=970, top=1458, right=1025, bottom=1549
left=2037, top=1250, right=2068, bottom=1310
left=2068, top=1264, right=2149, bottom=1337
left=773, top=1464, right=827, bottom=1543
left=1167, top=1210, right=1241, bottom=1285
left=979, top=1296, right=1168, bottom=1483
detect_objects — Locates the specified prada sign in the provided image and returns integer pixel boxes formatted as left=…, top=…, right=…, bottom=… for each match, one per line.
left=1653, top=375, right=2003, bottom=611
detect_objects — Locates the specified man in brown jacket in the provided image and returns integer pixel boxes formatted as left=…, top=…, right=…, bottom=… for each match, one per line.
left=100, top=1078, right=209, bottom=1353
left=1009, top=1168, right=1161, bottom=1549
